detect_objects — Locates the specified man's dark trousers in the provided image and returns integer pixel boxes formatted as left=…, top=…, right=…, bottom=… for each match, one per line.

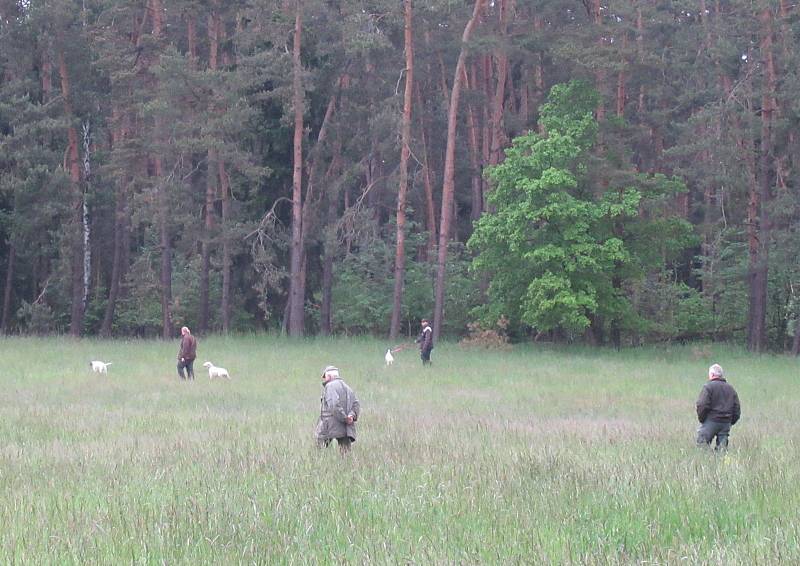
left=178, top=359, right=195, bottom=380
left=421, top=347, right=432, bottom=365
left=696, top=420, right=731, bottom=450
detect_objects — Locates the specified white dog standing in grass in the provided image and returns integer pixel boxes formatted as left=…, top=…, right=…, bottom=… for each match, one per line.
left=90, top=361, right=112, bottom=374
left=203, top=361, right=231, bottom=380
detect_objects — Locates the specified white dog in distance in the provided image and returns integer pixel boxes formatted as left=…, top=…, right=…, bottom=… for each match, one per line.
left=90, top=361, right=112, bottom=373
left=203, top=361, right=231, bottom=380
left=385, top=349, right=394, bottom=366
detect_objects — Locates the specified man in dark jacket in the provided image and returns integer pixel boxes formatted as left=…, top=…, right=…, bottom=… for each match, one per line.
left=695, top=363, right=741, bottom=449
left=415, top=318, right=434, bottom=366
left=315, top=366, right=360, bottom=453
left=177, top=326, right=198, bottom=380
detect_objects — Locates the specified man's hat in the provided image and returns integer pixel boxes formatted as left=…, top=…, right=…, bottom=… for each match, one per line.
left=322, top=365, right=339, bottom=378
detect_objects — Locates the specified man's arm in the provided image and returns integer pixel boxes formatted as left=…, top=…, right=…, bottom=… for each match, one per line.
left=731, top=390, right=741, bottom=425
left=696, top=385, right=711, bottom=423
left=349, top=390, right=360, bottom=422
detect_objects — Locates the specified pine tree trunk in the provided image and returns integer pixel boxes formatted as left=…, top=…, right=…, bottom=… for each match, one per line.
left=1, top=243, right=14, bottom=334
left=519, top=62, right=529, bottom=125
left=464, top=65, right=482, bottom=223
left=747, top=7, right=776, bottom=353
left=616, top=35, right=626, bottom=118
left=219, top=160, right=232, bottom=333
left=81, top=121, right=91, bottom=319
left=151, top=0, right=172, bottom=340
left=389, top=0, right=415, bottom=340
left=41, top=44, right=52, bottom=101
left=199, top=152, right=216, bottom=333
left=101, top=109, right=129, bottom=338
left=309, top=76, right=345, bottom=335
left=58, top=50, right=85, bottom=337
left=488, top=0, right=511, bottom=168
left=320, top=143, right=341, bottom=336
left=100, top=188, right=128, bottom=337
left=199, top=9, right=220, bottom=334
left=186, top=13, right=198, bottom=68
left=533, top=16, right=545, bottom=134
left=414, top=83, right=438, bottom=260
left=592, top=0, right=605, bottom=122
left=481, top=55, right=492, bottom=196
left=793, top=319, right=800, bottom=356
left=287, top=0, right=306, bottom=337
left=433, top=0, right=485, bottom=342
left=157, top=158, right=172, bottom=340
left=218, top=7, right=233, bottom=334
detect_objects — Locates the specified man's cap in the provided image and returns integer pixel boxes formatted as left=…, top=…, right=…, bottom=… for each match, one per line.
left=421, top=318, right=429, bottom=324
left=322, top=365, right=339, bottom=378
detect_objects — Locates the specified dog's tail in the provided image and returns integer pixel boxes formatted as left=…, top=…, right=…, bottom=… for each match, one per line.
left=106, top=362, right=113, bottom=366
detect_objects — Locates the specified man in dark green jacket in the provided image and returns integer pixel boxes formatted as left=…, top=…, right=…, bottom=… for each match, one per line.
left=695, top=363, right=741, bottom=450
left=315, top=366, right=360, bottom=453
left=415, top=318, right=434, bottom=366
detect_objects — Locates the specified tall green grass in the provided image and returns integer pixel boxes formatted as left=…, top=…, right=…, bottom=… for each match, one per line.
left=0, top=336, right=798, bottom=563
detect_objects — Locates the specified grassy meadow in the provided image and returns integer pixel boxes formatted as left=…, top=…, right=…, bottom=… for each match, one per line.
left=0, top=335, right=798, bottom=564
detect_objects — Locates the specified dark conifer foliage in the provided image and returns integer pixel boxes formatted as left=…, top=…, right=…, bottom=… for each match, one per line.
left=0, top=0, right=798, bottom=351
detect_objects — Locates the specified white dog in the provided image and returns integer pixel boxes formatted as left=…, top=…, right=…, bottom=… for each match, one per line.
left=385, top=349, right=394, bottom=366
left=90, top=361, right=112, bottom=373
left=202, top=361, right=231, bottom=380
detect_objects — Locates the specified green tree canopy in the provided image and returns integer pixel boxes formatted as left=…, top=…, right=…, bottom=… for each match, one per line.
left=469, top=80, right=695, bottom=342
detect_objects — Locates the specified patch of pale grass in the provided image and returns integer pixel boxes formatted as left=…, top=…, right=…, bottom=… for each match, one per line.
left=0, top=336, right=798, bottom=563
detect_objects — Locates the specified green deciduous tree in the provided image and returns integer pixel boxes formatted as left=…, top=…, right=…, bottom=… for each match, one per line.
left=470, top=81, right=695, bottom=344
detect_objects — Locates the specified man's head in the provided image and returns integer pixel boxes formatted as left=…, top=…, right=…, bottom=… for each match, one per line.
left=321, top=365, right=339, bottom=384
left=181, top=326, right=190, bottom=336
left=421, top=318, right=429, bottom=328
left=708, top=363, right=724, bottom=381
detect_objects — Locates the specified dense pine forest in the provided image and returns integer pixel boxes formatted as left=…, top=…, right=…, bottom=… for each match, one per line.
left=0, top=0, right=798, bottom=351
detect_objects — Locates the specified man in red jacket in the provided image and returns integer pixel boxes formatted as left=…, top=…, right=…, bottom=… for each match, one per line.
left=177, top=326, right=198, bottom=380
left=695, top=363, right=741, bottom=450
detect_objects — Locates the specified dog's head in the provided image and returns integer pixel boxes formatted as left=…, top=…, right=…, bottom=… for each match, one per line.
left=202, top=361, right=212, bottom=368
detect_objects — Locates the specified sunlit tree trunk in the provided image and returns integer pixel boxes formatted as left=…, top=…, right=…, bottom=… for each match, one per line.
left=390, top=0, right=415, bottom=340
left=433, top=0, right=485, bottom=342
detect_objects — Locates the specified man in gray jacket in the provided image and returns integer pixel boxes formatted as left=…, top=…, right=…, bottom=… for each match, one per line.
left=696, top=363, right=741, bottom=450
left=315, top=366, right=360, bottom=453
